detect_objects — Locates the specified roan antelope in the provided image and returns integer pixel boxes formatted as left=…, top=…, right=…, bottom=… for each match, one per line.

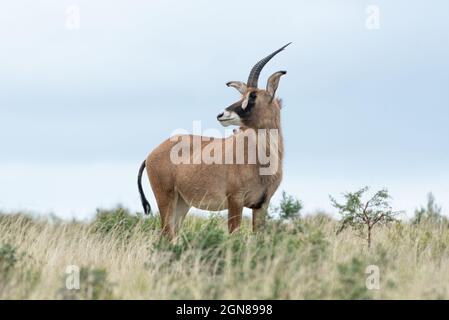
left=137, top=43, right=290, bottom=238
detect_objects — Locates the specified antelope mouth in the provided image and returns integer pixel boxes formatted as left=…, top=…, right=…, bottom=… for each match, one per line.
left=217, top=111, right=241, bottom=127
left=218, top=119, right=237, bottom=127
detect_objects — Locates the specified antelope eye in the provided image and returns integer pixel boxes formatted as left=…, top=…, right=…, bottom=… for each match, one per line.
left=249, top=92, right=257, bottom=99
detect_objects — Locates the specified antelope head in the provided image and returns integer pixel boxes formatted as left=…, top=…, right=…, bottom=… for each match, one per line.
left=217, top=43, right=290, bottom=129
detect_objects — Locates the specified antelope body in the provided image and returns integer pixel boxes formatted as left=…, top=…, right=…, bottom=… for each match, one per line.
left=138, top=43, right=290, bottom=238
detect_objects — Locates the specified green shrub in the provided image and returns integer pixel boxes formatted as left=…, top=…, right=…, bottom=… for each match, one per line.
left=330, top=187, right=400, bottom=249
left=92, top=205, right=158, bottom=238
left=153, top=215, right=227, bottom=261
left=0, top=243, right=40, bottom=297
left=276, top=191, right=303, bottom=220
left=303, top=230, right=329, bottom=264
left=0, top=243, right=18, bottom=281
left=333, top=257, right=372, bottom=300
left=59, top=267, right=114, bottom=300
left=413, top=193, right=447, bottom=225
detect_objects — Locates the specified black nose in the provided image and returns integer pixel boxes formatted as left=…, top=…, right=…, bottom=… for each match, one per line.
left=217, top=112, right=224, bottom=120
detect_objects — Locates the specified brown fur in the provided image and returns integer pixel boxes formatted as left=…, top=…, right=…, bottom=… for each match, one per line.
left=138, top=65, right=286, bottom=238
left=143, top=86, right=284, bottom=238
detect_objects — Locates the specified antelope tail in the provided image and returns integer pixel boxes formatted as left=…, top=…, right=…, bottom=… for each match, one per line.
left=137, top=160, right=152, bottom=215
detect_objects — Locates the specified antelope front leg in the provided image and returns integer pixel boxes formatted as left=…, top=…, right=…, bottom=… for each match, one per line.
left=252, top=203, right=268, bottom=232
left=227, top=196, right=243, bottom=233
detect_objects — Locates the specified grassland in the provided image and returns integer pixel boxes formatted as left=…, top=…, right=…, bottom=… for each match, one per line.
left=1, top=207, right=449, bottom=299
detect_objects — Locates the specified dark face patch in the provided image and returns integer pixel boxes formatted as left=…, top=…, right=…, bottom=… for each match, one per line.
left=226, top=91, right=257, bottom=119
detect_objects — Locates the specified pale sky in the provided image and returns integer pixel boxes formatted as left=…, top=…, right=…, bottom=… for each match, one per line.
left=1, top=1, right=448, bottom=219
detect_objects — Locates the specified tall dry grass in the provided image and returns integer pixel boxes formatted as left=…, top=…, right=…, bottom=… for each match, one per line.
left=1, top=208, right=449, bottom=299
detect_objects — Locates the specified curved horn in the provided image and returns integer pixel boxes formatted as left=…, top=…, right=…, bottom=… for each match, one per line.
left=247, top=42, right=291, bottom=88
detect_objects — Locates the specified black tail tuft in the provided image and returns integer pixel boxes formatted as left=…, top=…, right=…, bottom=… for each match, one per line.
left=137, top=160, right=152, bottom=215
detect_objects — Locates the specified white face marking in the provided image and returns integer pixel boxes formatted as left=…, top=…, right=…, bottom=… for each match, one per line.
left=217, top=110, right=242, bottom=127
left=241, top=97, right=249, bottom=110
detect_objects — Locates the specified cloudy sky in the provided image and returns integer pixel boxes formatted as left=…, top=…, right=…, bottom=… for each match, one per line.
left=1, top=0, right=448, bottom=219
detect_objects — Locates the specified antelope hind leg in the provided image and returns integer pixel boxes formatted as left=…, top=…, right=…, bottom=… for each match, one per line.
left=172, top=195, right=190, bottom=234
left=154, top=190, right=177, bottom=240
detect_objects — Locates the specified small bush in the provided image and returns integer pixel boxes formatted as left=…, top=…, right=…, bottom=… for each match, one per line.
left=333, top=257, right=372, bottom=300
left=413, top=193, right=446, bottom=225
left=330, top=187, right=400, bottom=249
left=0, top=243, right=40, bottom=297
left=0, top=243, right=19, bottom=288
left=153, top=215, right=227, bottom=261
left=276, top=191, right=303, bottom=220
left=59, top=267, right=114, bottom=300
left=92, top=205, right=158, bottom=238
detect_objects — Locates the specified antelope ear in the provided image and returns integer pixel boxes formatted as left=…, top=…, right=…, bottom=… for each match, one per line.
left=266, top=71, right=287, bottom=99
left=226, top=81, right=247, bottom=94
